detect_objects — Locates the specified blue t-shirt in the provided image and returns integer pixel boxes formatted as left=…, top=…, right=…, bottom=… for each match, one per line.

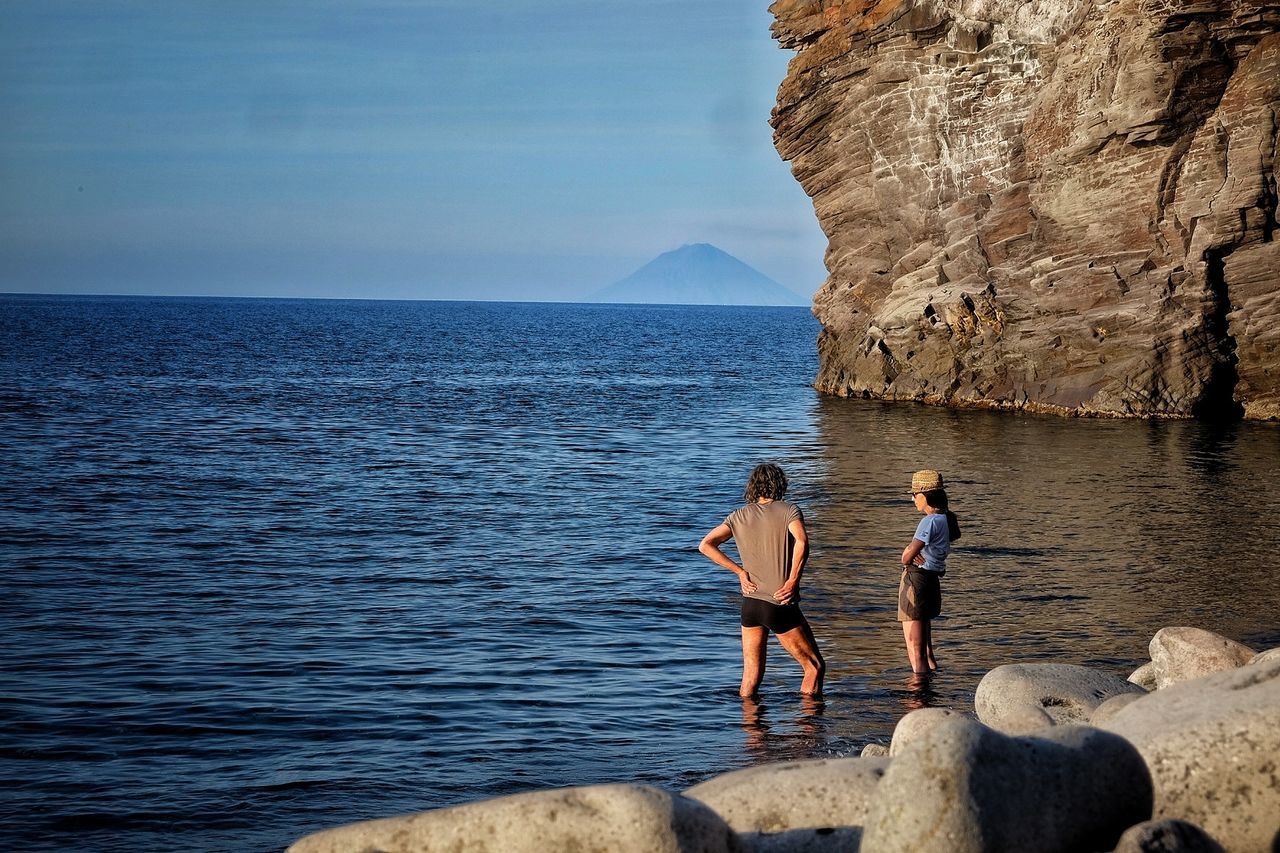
left=913, top=513, right=951, bottom=573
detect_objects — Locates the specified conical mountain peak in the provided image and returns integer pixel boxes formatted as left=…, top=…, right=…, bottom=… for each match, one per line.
left=588, top=244, right=808, bottom=307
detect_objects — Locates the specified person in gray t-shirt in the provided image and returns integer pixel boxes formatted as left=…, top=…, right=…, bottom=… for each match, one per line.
left=699, top=463, right=825, bottom=698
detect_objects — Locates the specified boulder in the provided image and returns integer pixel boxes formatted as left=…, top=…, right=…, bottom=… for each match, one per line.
left=860, top=743, right=889, bottom=758
left=982, top=702, right=1055, bottom=735
left=1102, top=657, right=1280, bottom=853
left=1248, top=647, right=1280, bottom=666
left=1149, top=627, right=1256, bottom=689
left=1090, top=692, right=1144, bottom=725
left=860, top=719, right=1152, bottom=853
left=975, top=663, right=1146, bottom=732
left=1111, top=819, right=1225, bottom=853
left=1129, top=662, right=1158, bottom=691
left=889, top=707, right=969, bottom=755
left=287, top=783, right=744, bottom=853
left=685, top=756, right=889, bottom=853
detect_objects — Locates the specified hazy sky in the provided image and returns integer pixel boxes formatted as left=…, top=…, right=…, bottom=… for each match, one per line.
left=0, top=1, right=828, bottom=302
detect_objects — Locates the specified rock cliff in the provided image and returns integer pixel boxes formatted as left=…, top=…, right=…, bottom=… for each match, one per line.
left=770, top=0, right=1280, bottom=418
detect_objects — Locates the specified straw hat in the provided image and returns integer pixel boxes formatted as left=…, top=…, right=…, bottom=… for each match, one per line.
left=911, top=470, right=944, bottom=493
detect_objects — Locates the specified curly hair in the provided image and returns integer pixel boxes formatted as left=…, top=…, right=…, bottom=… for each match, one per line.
left=744, top=463, right=788, bottom=503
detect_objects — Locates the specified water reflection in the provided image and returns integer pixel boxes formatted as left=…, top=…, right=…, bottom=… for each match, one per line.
left=741, top=696, right=767, bottom=752
left=901, top=672, right=939, bottom=712
left=739, top=694, right=826, bottom=756
left=785, top=397, right=1280, bottom=747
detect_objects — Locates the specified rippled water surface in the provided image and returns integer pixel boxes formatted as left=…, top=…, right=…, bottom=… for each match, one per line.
left=2, top=295, right=1278, bottom=852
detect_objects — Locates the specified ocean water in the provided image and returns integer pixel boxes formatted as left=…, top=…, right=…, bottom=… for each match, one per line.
left=2, top=294, right=1278, bottom=852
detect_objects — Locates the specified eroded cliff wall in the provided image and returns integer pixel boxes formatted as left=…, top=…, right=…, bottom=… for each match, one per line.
left=771, top=0, right=1280, bottom=418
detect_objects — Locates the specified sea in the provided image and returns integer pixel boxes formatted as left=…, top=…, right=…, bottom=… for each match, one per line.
left=2, top=294, right=1278, bottom=852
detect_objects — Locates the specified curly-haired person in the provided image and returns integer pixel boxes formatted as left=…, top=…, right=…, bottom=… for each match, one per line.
left=699, top=463, right=825, bottom=697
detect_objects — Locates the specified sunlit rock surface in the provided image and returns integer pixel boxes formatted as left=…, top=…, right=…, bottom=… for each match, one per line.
left=770, top=0, right=1280, bottom=418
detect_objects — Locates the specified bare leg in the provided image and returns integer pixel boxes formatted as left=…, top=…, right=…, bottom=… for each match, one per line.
left=740, top=694, right=766, bottom=750
left=902, top=619, right=929, bottom=674
left=740, top=626, right=767, bottom=698
left=924, top=620, right=938, bottom=670
left=776, top=620, right=825, bottom=696
left=904, top=670, right=935, bottom=710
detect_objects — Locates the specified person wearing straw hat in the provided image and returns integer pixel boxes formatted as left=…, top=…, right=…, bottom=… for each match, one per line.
left=699, top=462, right=825, bottom=697
left=899, top=469, right=961, bottom=673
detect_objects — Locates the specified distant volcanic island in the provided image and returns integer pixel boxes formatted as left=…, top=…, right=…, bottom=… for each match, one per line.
left=589, top=243, right=809, bottom=307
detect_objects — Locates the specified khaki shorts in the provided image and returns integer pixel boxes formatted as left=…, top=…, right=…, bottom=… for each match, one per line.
left=897, top=567, right=942, bottom=622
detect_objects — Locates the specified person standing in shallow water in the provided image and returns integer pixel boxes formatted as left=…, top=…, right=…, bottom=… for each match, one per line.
left=699, top=463, right=825, bottom=697
left=899, top=469, right=961, bottom=674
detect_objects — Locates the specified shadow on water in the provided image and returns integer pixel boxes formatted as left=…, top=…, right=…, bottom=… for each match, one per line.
left=797, top=397, right=1280, bottom=722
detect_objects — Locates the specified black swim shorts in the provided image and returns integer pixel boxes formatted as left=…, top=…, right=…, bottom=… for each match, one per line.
left=740, top=597, right=805, bottom=634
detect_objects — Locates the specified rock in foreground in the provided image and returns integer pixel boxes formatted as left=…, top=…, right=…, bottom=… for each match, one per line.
left=287, top=784, right=743, bottom=853
left=1102, top=657, right=1280, bottom=853
left=860, top=719, right=1152, bottom=853
left=685, top=757, right=888, bottom=853
left=1112, top=818, right=1225, bottom=853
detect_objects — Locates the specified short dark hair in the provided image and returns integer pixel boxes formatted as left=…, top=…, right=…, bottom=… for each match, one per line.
left=744, top=463, right=788, bottom=502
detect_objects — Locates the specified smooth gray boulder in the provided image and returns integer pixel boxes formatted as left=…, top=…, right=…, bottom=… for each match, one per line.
left=1090, top=691, right=1144, bottom=725
left=1111, top=818, right=1225, bottom=853
left=889, top=707, right=969, bottom=755
left=685, top=756, right=889, bottom=853
left=975, top=663, right=1146, bottom=732
left=1102, top=657, right=1280, bottom=853
left=1148, top=627, right=1256, bottom=689
left=860, top=719, right=1152, bottom=853
left=287, top=783, right=744, bottom=853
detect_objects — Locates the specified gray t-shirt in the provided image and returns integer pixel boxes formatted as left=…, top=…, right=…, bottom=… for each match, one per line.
left=724, top=500, right=804, bottom=603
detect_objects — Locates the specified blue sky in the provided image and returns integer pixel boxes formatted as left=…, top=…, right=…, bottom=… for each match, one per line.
left=0, top=1, right=827, bottom=301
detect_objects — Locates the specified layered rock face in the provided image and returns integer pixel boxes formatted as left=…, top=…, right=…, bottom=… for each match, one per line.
left=770, top=0, right=1280, bottom=418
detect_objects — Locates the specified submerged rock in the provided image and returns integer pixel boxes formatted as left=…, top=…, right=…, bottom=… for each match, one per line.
left=685, top=756, right=888, bottom=853
left=286, top=783, right=743, bottom=853
left=1102, top=657, right=1280, bottom=852
left=860, top=719, right=1151, bottom=853
left=1148, top=626, right=1256, bottom=689
left=974, top=662, right=1146, bottom=731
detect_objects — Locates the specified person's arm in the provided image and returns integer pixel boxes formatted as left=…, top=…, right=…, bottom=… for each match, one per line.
left=774, top=517, right=809, bottom=604
left=902, top=538, right=925, bottom=567
left=700, top=523, right=757, bottom=595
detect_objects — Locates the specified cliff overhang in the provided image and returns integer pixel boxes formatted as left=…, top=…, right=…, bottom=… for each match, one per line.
left=770, top=0, right=1280, bottom=419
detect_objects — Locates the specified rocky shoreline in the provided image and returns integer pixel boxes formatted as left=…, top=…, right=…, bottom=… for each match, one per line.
left=289, top=626, right=1278, bottom=853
